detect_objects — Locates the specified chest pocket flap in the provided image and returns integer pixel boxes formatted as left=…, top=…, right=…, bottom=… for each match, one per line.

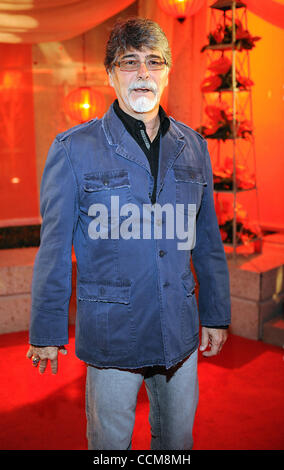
left=174, top=165, right=207, bottom=186
left=83, top=169, right=130, bottom=192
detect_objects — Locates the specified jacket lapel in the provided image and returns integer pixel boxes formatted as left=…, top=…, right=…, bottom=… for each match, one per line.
left=102, top=104, right=151, bottom=174
left=156, top=119, right=185, bottom=200
left=102, top=105, right=186, bottom=195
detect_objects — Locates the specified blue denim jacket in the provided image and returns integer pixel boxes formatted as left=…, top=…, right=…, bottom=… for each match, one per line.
left=29, top=103, right=231, bottom=369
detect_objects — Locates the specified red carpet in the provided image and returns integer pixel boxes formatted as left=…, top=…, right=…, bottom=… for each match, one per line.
left=0, top=326, right=283, bottom=450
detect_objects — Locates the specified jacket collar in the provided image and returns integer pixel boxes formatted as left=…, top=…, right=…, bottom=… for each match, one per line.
left=102, top=103, right=150, bottom=172
left=102, top=103, right=185, bottom=199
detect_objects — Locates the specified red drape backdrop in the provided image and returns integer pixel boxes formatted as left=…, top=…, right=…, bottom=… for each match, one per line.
left=0, top=0, right=136, bottom=43
left=0, top=43, right=39, bottom=224
left=243, top=0, right=284, bottom=30
left=0, top=0, right=282, bottom=45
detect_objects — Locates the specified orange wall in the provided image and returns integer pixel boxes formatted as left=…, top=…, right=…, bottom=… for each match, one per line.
left=247, top=10, right=284, bottom=231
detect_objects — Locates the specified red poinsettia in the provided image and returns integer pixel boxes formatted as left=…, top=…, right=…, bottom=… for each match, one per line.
left=215, top=199, right=260, bottom=245
left=199, top=101, right=253, bottom=140
left=201, top=20, right=261, bottom=52
left=236, top=74, right=254, bottom=89
left=201, top=56, right=254, bottom=93
left=208, top=56, right=231, bottom=75
left=235, top=19, right=248, bottom=39
left=216, top=199, right=248, bottom=226
left=229, top=19, right=261, bottom=50
left=205, top=101, right=229, bottom=122
left=220, top=228, right=228, bottom=241
left=211, top=24, right=224, bottom=44
left=215, top=199, right=232, bottom=226
left=201, top=75, right=222, bottom=92
left=236, top=118, right=253, bottom=139
left=213, top=156, right=255, bottom=190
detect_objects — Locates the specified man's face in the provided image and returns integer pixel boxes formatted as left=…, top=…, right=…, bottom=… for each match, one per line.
left=108, top=47, right=169, bottom=118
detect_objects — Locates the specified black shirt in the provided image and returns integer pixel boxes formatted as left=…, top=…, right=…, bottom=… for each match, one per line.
left=113, top=99, right=170, bottom=204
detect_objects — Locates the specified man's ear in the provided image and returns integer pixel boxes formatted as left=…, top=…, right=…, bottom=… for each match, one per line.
left=108, top=72, right=114, bottom=88
left=165, top=68, right=169, bottom=87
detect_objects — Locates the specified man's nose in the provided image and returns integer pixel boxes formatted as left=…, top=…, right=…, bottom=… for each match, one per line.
left=137, top=61, right=150, bottom=78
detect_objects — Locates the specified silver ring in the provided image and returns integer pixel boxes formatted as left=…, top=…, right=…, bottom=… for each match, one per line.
left=32, top=356, right=40, bottom=365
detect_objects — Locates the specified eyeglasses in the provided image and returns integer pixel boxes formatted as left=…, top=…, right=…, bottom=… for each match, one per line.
left=114, top=57, right=167, bottom=72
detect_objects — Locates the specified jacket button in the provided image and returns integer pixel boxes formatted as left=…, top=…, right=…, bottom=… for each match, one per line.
left=103, top=180, right=109, bottom=186
left=163, top=281, right=170, bottom=287
left=159, top=250, right=166, bottom=257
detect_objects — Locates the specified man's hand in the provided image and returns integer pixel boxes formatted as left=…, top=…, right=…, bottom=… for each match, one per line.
left=199, top=327, right=228, bottom=357
left=26, top=345, right=67, bottom=374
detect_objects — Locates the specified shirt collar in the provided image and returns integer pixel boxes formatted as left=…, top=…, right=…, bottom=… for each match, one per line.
left=113, top=99, right=170, bottom=138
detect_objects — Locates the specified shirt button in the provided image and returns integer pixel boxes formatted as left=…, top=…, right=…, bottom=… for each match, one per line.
left=159, top=250, right=166, bottom=257
left=163, top=281, right=170, bottom=287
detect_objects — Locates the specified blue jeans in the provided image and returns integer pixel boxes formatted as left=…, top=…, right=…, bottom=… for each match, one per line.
left=85, top=349, right=199, bottom=450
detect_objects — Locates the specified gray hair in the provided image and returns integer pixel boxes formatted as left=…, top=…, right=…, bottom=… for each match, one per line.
left=104, top=17, right=172, bottom=73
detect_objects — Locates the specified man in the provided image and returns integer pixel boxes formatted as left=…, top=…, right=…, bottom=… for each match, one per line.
left=27, top=18, right=231, bottom=450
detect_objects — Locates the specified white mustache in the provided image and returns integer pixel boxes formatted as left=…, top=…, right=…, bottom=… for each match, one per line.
left=128, top=80, right=158, bottom=94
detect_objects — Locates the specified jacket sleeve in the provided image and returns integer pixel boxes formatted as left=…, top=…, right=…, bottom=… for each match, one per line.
left=191, top=138, right=231, bottom=327
left=29, top=137, right=78, bottom=346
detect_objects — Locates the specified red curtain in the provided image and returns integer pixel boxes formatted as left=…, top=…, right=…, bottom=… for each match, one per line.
left=1, top=1, right=283, bottom=45
left=245, top=0, right=284, bottom=29
left=0, top=0, right=135, bottom=43
left=208, top=0, right=284, bottom=29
